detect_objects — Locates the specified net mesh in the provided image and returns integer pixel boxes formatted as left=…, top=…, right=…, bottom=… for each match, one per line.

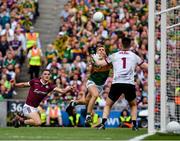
left=154, top=0, right=180, bottom=130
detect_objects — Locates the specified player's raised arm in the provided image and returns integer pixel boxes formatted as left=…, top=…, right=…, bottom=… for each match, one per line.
left=15, top=82, right=30, bottom=87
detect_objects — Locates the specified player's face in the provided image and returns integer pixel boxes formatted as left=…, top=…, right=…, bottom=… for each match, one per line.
left=41, top=71, right=51, bottom=82
left=97, top=47, right=106, bottom=57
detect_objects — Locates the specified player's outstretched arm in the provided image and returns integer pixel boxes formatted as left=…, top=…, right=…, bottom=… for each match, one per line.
left=53, top=85, right=74, bottom=95
left=15, top=82, right=30, bottom=87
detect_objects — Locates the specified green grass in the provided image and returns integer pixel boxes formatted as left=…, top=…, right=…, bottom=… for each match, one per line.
left=0, top=127, right=147, bottom=140
left=144, top=133, right=180, bottom=140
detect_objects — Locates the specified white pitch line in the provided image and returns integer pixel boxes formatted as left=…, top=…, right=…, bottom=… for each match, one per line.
left=128, top=133, right=155, bottom=141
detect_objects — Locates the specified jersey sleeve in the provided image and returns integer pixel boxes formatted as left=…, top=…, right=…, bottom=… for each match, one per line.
left=49, top=83, right=56, bottom=92
left=106, top=53, right=115, bottom=64
left=29, top=79, right=35, bottom=86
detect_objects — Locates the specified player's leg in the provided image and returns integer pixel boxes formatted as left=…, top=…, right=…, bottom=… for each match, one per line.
left=124, top=84, right=138, bottom=130
left=129, top=99, right=138, bottom=130
left=14, top=111, right=41, bottom=127
left=24, top=112, right=42, bottom=126
left=66, top=92, right=91, bottom=111
left=101, top=97, right=115, bottom=126
left=96, top=98, right=115, bottom=130
left=74, top=92, right=91, bottom=106
left=85, top=85, right=99, bottom=124
left=13, top=104, right=41, bottom=127
left=22, top=104, right=41, bottom=126
left=97, top=84, right=120, bottom=129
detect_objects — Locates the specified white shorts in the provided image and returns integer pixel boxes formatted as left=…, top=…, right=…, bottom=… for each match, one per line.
left=86, top=80, right=104, bottom=95
left=23, top=104, right=38, bottom=117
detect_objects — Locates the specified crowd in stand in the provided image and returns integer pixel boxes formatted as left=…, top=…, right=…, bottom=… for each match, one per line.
left=2, top=0, right=150, bottom=126
left=0, top=0, right=39, bottom=100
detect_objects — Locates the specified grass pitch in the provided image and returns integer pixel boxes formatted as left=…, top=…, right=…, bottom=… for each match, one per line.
left=144, top=132, right=180, bottom=140
left=0, top=127, right=147, bottom=140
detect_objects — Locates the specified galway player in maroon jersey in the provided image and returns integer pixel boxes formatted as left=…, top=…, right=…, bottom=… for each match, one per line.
left=14, top=69, right=74, bottom=127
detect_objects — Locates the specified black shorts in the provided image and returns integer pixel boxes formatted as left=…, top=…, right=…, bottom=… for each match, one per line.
left=108, top=83, right=136, bottom=102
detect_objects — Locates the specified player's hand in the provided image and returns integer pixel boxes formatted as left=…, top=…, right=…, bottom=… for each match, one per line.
left=65, top=85, right=75, bottom=93
left=91, top=54, right=99, bottom=62
left=91, top=54, right=100, bottom=64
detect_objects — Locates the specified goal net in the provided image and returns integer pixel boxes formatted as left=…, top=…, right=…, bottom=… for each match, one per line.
left=148, top=0, right=180, bottom=133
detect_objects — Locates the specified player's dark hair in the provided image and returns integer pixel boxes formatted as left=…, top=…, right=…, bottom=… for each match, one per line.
left=42, top=69, right=51, bottom=73
left=122, top=37, right=131, bottom=49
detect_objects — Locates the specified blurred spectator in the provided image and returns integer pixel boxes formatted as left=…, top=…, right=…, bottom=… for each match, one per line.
left=115, top=94, right=129, bottom=111
left=46, top=100, right=63, bottom=127
left=38, top=103, right=47, bottom=127
left=61, top=58, right=71, bottom=73
left=25, top=26, right=41, bottom=52
left=27, top=43, right=43, bottom=79
left=59, top=4, right=69, bottom=21
left=0, top=35, right=12, bottom=57
left=0, top=52, right=4, bottom=69
left=119, top=109, right=132, bottom=128
left=45, top=44, right=58, bottom=65
left=0, top=9, right=10, bottom=29
left=9, top=34, right=25, bottom=66
left=0, top=74, right=12, bottom=98
left=1, top=23, right=14, bottom=42
left=3, top=51, right=20, bottom=77
left=15, top=29, right=26, bottom=52
left=73, top=55, right=86, bottom=74
left=67, top=106, right=81, bottom=127
left=138, top=96, right=148, bottom=110
left=46, top=57, right=61, bottom=70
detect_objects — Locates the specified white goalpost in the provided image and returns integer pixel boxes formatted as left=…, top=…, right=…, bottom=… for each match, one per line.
left=148, top=0, right=180, bottom=133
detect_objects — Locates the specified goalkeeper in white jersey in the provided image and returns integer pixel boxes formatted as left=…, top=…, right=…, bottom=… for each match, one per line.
left=66, top=45, right=112, bottom=127
left=93, top=37, right=148, bottom=130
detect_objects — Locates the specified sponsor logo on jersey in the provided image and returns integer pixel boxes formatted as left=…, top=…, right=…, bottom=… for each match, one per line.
left=33, top=89, right=47, bottom=95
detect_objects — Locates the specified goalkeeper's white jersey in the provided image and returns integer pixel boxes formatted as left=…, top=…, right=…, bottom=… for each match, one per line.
left=106, top=51, right=143, bottom=85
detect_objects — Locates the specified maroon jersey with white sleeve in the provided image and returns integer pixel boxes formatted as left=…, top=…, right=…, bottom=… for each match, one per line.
left=26, top=78, right=55, bottom=107
left=106, top=51, right=143, bottom=85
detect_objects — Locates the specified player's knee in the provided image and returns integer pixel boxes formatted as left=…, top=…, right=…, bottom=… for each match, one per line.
left=84, top=100, right=88, bottom=105
left=91, top=94, right=98, bottom=99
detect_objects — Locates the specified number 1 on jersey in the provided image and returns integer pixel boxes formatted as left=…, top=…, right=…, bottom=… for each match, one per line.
left=122, top=57, right=126, bottom=69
